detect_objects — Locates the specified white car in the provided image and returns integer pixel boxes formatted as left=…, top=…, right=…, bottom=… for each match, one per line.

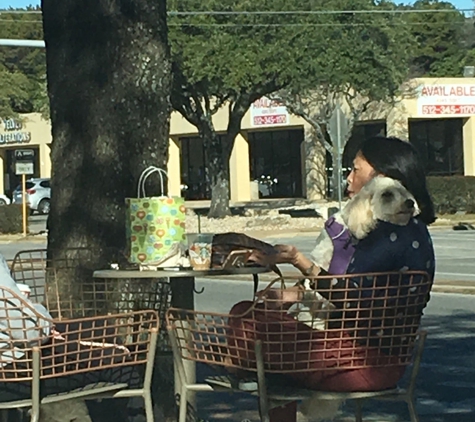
left=13, top=178, right=51, bottom=214
left=0, top=194, right=11, bottom=206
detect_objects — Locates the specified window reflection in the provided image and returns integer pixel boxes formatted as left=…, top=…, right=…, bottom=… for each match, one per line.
left=409, top=118, right=464, bottom=176
left=248, top=129, right=304, bottom=198
left=180, top=136, right=210, bottom=200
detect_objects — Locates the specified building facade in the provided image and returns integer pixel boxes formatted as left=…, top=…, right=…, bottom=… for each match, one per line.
left=2, top=77, right=475, bottom=201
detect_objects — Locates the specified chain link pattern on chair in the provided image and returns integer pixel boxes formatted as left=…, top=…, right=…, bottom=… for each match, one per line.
left=10, top=248, right=172, bottom=351
left=167, top=271, right=432, bottom=422
left=0, top=285, right=159, bottom=422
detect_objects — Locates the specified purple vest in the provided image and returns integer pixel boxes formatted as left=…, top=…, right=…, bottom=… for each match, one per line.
left=325, top=216, right=356, bottom=275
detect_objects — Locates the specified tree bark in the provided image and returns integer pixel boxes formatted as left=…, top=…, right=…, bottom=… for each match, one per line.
left=42, top=1, right=175, bottom=420
left=42, top=0, right=171, bottom=266
left=205, top=129, right=233, bottom=219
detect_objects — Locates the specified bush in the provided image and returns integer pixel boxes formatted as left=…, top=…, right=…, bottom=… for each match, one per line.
left=427, top=176, right=475, bottom=214
left=0, top=204, right=26, bottom=234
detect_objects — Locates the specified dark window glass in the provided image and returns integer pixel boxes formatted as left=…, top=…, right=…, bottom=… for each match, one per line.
left=248, top=128, right=304, bottom=198
left=179, top=135, right=226, bottom=200
left=409, top=118, right=464, bottom=176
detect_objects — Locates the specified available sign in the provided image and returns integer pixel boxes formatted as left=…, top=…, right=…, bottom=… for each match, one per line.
left=417, top=84, right=475, bottom=117
left=250, top=96, right=289, bottom=127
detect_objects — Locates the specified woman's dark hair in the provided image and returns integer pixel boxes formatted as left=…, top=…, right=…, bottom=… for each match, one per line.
left=358, top=136, right=436, bottom=225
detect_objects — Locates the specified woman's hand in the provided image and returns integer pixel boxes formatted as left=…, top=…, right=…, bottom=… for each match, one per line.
left=257, top=285, right=303, bottom=308
left=249, top=244, right=300, bottom=266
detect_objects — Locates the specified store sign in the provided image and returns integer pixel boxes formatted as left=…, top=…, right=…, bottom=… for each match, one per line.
left=15, top=162, right=34, bottom=175
left=417, top=84, right=475, bottom=117
left=0, top=118, right=32, bottom=145
left=15, top=149, right=35, bottom=161
left=250, top=96, right=289, bottom=127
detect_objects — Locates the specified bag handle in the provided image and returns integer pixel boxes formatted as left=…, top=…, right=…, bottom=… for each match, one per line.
left=137, top=166, right=168, bottom=198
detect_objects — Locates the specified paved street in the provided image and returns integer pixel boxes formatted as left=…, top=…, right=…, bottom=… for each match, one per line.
left=261, top=228, right=475, bottom=284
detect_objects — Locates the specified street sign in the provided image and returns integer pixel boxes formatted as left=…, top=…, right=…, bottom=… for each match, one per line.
left=15, top=162, right=34, bottom=175
left=15, top=149, right=35, bottom=161
left=328, top=105, right=350, bottom=209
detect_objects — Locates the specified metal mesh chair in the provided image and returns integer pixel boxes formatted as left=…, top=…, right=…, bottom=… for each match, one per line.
left=10, top=248, right=48, bottom=304
left=10, top=247, right=172, bottom=350
left=0, top=285, right=159, bottom=422
left=167, top=271, right=432, bottom=422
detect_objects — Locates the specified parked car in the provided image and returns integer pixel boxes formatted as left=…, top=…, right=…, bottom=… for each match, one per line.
left=0, top=194, right=10, bottom=206
left=13, top=178, right=51, bottom=214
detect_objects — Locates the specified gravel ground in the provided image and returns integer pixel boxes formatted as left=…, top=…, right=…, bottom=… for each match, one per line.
left=185, top=213, right=325, bottom=234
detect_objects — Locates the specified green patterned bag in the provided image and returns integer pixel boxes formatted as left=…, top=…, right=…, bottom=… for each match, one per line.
left=126, top=167, right=186, bottom=264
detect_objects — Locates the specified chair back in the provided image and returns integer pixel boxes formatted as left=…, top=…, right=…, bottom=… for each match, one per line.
left=0, top=285, right=159, bottom=382
left=166, top=271, right=432, bottom=375
left=10, top=248, right=48, bottom=304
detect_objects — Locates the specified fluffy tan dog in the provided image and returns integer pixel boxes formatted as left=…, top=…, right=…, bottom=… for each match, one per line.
left=340, top=176, right=419, bottom=240
left=311, top=176, right=419, bottom=272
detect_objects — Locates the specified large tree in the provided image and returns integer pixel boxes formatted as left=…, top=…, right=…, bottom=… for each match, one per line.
left=42, top=0, right=173, bottom=419
left=42, top=0, right=171, bottom=263
left=403, top=0, right=467, bottom=77
left=168, top=0, right=317, bottom=217
left=270, top=0, right=414, bottom=199
left=0, top=7, right=48, bottom=117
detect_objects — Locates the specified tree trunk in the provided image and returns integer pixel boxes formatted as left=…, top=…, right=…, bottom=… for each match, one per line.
left=206, top=130, right=233, bottom=219
left=42, top=0, right=171, bottom=270
left=42, top=0, right=175, bottom=420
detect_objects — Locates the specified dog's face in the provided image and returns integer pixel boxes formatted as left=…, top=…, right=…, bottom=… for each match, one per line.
left=341, top=176, right=419, bottom=239
left=369, top=177, right=419, bottom=225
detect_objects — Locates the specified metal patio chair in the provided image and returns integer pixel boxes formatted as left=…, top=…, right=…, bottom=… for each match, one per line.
left=167, top=271, right=432, bottom=422
left=0, top=285, right=159, bottom=422
left=10, top=248, right=48, bottom=303
left=10, top=247, right=172, bottom=350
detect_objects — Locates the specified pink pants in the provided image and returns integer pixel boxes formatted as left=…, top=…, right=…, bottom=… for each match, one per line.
left=227, top=301, right=405, bottom=392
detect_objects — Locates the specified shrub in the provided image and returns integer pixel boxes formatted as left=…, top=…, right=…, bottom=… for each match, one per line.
left=0, top=204, right=26, bottom=234
left=427, top=176, right=475, bottom=214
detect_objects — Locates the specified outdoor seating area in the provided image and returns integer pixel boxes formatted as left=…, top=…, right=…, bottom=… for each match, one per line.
left=5, top=245, right=434, bottom=422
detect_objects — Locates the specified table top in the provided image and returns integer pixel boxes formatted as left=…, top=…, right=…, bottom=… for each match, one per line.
left=93, top=266, right=272, bottom=279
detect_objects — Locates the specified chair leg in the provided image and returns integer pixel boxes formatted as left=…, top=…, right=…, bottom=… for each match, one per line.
left=29, top=409, right=39, bottom=422
left=178, top=388, right=188, bottom=422
left=143, top=392, right=154, bottom=422
left=255, top=341, right=270, bottom=422
left=0, top=410, right=8, bottom=422
left=407, top=398, right=419, bottom=422
left=354, top=399, right=363, bottom=422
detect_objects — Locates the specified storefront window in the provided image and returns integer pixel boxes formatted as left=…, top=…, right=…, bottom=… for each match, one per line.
left=180, top=136, right=209, bottom=200
left=409, top=118, right=464, bottom=176
left=248, top=128, right=304, bottom=198
left=343, top=121, right=387, bottom=170
left=180, top=135, right=228, bottom=200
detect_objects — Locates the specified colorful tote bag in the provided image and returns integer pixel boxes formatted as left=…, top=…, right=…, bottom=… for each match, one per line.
left=126, top=166, right=186, bottom=264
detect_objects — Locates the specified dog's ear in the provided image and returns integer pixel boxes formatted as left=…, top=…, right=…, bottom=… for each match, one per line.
left=341, top=190, right=377, bottom=239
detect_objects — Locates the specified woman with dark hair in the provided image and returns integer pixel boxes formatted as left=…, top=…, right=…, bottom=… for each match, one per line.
left=228, top=137, right=436, bottom=402
left=252, top=136, right=436, bottom=279
left=356, top=136, right=435, bottom=225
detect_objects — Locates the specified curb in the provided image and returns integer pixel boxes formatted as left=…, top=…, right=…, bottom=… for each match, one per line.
left=432, top=285, right=475, bottom=295
left=0, top=234, right=47, bottom=243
